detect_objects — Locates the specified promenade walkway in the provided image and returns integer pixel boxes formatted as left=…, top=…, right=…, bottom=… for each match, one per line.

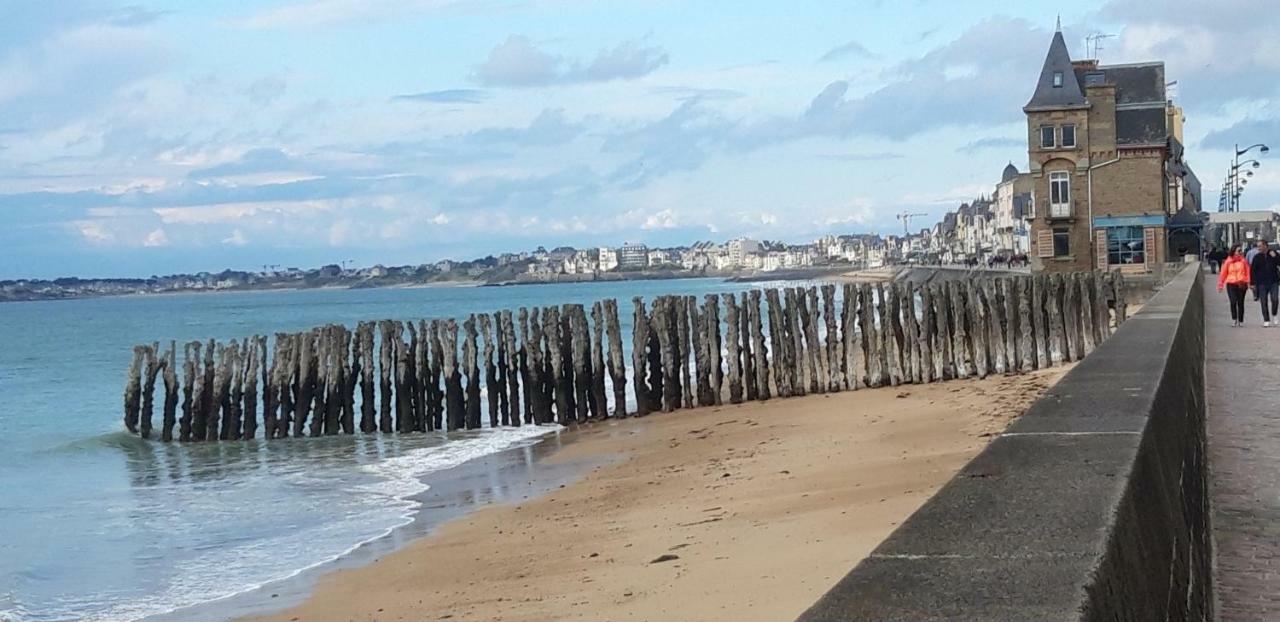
left=1206, top=278, right=1280, bottom=619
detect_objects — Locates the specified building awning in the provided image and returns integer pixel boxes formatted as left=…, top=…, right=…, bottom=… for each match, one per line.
left=1093, top=215, right=1165, bottom=228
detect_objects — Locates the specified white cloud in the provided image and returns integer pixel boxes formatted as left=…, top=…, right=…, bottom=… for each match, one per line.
left=221, top=229, right=248, bottom=246
left=641, top=208, right=677, bottom=230
left=144, top=228, right=170, bottom=247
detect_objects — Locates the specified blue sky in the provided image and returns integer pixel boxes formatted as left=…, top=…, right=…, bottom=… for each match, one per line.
left=2, top=0, right=1278, bottom=279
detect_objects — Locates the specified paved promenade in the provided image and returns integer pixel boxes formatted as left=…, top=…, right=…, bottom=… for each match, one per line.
left=1206, top=278, right=1280, bottom=620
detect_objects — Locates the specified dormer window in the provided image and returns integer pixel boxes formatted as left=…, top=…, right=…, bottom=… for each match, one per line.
left=1053, top=71, right=1064, bottom=87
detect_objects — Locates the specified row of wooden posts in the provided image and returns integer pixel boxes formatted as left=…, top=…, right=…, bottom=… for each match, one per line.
left=122, top=270, right=1127, bottom=442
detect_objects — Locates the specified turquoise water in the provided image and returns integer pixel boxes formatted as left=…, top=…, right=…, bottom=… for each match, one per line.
left=0, top=278, right=757, bottom=621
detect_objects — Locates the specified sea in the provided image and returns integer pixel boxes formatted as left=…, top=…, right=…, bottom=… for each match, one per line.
left=0, top=277, right=763, bottom=621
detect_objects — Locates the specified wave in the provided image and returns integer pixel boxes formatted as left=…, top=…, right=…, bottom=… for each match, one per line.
left=23, top=425, right=562, bottom=622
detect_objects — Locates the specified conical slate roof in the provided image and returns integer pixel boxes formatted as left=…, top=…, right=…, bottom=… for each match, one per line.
left=1025, top=30, right=1087, bottom=110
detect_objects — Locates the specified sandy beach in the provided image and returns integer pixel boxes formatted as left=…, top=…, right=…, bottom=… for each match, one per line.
left=248, top=367, right=1068, bottom=622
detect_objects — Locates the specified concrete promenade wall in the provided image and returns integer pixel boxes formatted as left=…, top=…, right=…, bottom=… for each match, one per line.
left=799, top=264, right=1209, bottom=621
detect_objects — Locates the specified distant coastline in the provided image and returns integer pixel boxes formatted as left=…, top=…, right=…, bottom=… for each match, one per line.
left=2, top=266, right=864, bottom=303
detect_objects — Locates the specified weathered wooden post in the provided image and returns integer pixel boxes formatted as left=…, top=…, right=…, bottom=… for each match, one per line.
left=405, top=322, right=421, bottom=432
left=140, top=343, right=161, bottom=439
left=704, top=294, right=723, bottom=405
left=803, top=287, right=826, bottom=393
left=123, top=346, right=144, bottom=434
left=931, top=283, right=951, bottom=380
left=440, top=319, right=464, bottom=430
left=1030, top=275, right=1049, bottom=369
left=603, top=300, right=626, bottom=418
left=739, top=291, right=757, bottom=400
left=688, top=295, right=710, bottom=405
left=839, top=284, right=857, bottom=390
left=243, top=337, right=260, bottom=439
left=462, top=315, right=482, bottom=429
left=1113, top=271, right=1128, bottom=324
left=501, top=310, right=521, bottom=425
left=308, top=332, right=326, bottom=437
left=527, top=308, right=547, bottom=424
left=765, top=288, right=790, bottom=397
left=517, top=309, right=533, bottom=424
left=1078, top=273, right=1097, bottom=356
left=376, top=321, right=393, bottom=432
left=859, top=283, right=879, bottom=387
left=479, top=314, right=499, bottom=427
left=589, top=302, right=608, bottom=419
left=207, top=342, right=228, bottom=441
left=918, top=284, right=934, bottom=384
left=1001, top=279, right=1018, bottom=371
left=748, top=290, right=771, bottom=400
left=426, top=320, right=445, bottom=431
left=569, top=305, right=592, bottom=422
left=631, top=298, right=650, bottom=416
left=1018, top=277, right=1034, bottom=372
left=1047, top=274, right=1066, bottom=365
left=1063, top=274, right=1083, bottom=361
left=655, top=298, right=678, bottom=412
left=902, top=282, right=921, bottom=384
left=986, top=279, right=1005, bottom=376
left=822, top=284, right=842, bottom=391
left=677, top=297, right=695, bottom=408
left=971, top=281, right=992, bottom=378
left=723, top=293, right=744, bottom=404
left=785, top=288, right=807, bottom=395
left=949, top=282, right=971, bottom=379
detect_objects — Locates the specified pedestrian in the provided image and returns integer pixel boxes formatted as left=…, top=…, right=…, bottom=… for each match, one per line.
left=1218, top=244, right=1251, bottom=327
left=1253, top=240, right=1280, bottom=326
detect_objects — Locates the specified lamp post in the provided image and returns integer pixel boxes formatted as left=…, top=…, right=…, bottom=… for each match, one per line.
left=1234, top=143, right=1269, bottom=212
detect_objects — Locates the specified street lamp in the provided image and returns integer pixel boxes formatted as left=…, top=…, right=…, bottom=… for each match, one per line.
left=1233, top=143, right=1270, bottom=212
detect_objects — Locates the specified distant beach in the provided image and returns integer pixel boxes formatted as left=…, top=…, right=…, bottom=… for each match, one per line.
left=246, top=365, right=1069, bottom=622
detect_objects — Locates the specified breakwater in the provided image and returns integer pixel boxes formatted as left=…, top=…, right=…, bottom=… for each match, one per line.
left=121, top=269, right=1127, bottom=442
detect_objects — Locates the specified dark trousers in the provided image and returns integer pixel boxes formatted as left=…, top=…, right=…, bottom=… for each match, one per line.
left=1210, top=260, right=1220, bottom=274
left=1260, top=282, right=1280, bottom=321
left=1227, top=283, right=1248, bottom=322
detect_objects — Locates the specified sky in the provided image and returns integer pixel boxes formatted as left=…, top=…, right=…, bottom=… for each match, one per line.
left=2, top=0, right=1279, bottom=279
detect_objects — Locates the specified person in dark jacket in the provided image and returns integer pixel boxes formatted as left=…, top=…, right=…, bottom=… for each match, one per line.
left=1251, top=240, right=1280, bottom=326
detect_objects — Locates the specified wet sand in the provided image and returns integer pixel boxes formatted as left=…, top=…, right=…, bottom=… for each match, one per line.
left=248, top=367, right=1068, bottom=622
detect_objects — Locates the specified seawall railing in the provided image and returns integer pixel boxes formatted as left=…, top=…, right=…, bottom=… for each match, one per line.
left=121, top=269, right=1128, bottom=442
left=799, top=263, right=1207, bottom=621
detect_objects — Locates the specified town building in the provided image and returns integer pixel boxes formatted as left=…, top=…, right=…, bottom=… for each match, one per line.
left=994, top=163, right=1034, bottom=255
left=1023, top=27, right=1201, bottom=273
left=618, top=242, right=649, bottom=270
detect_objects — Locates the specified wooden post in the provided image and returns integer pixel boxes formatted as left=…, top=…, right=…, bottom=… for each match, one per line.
left=918, top=284, right=934, bottom=384
left=1030, top=275, right=1048, bottom=370
left=140, top=343, right=161, bottom=439
left=971, top=282, right=991, bottom=378
left=589, top=302, right=608, bottom=419
left=180, top=342, right=197, bottom=442
left=310, top=330, right=328, bottom=437
left=983, top=279, right=1003, bottom=376
left=569, top=305, right=592, bottom=422
left=517, top=309, right=534, bottom=424
left=704, top=294, right=723, bottom=405
left=932, top=284, right=951, bottom=380
left=1047, top=274, right=1066, bottom=365
left=1063, top=274, right=1083, bottom=361
left=840, top=284, right=858, bottom=390
left=425, top=320, right=444, bottom=431
left=602, top=300, right=626, bottom=418
left=631, top=298, right=651, bottom=416
left=749, top=290, right=771, bottom=400
left=462, top=315, right=481, bottom=429
left=392, top=323, right=411, bottom=433
left=1018, top=277, right=1034, bottom=372
left=786, top=288, right=808, bottom=395
left=479, top=314, right=499, bottom=427
left=803, top=287, right=826, bottom=393
left=687, top=296, right=709, bottom=405
left=1114, top=271, right=1128, bottom=324
left=439, top=319, right=462, bottom=430
left=159, top=342, right=177, bottom=441
left=527, top=308, right=547, bottom=424
left=902, top=282, right=921, bottom=384
left=950, top=282, right=971, bottom=379
left=1078, top=273, right=1097, bottom=356
left=764, top=289, right=789, bottom=397
left=500, top=310, right=520, bottom=425
left=677, top=297, right=695, bottom=408
left=740, top=291, right=757, bottom=400
left=859, top=284, right=879, bottom=387
left=822, top=284, right=842, bottom=391
left=242, top=338, right=259, bottom=439
left=376, top=321, right=393, bottom=432
left=723, top=293, right=744, bottom=404
left=655, top=298, right=677, bottom=412
left=123, top=345, right=144, bottom=434
left=1000, top=279, right=1018, bottom=371
left=1091, top=271, right=1110, bottom=342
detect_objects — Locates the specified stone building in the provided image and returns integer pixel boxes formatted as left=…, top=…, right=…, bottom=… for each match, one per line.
left=994, top=163, right=1034, bottom=255
left=1023, top=27, right=1200, bottom=273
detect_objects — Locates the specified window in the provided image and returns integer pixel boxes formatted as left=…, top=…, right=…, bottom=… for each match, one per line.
left=1049, top=171, right=1071, bottom=217
left=1053, top=71, right=1063, bottom=87
left=1106, top=226, right=1146, bottom=265
left=1053, top=228, right=1070, bottom=257
left=1061, top=124, right=1076, bottom=148
left=1041, top=125, right=1055, bottom=149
